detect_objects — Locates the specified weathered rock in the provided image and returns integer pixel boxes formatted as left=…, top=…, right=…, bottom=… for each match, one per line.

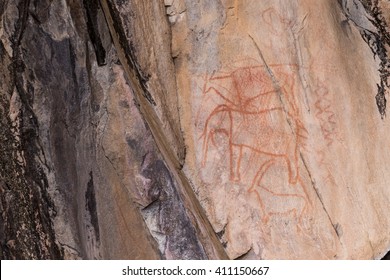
left=1, top=0, right=390, bottom=260
left=172, top=0, right=390, bottom=259
left=0, top=0, right=209, bottom=259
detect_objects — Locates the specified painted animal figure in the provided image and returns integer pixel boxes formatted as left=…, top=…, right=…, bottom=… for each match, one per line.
left=199, top=62, right=310, bottom=223
left=200, top=63, right=306, bottom=184
left=200, top=103, right=305, bottom=185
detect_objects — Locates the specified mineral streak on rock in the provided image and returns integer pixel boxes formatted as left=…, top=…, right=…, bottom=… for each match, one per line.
left=2, top=0, right=390, bottom=260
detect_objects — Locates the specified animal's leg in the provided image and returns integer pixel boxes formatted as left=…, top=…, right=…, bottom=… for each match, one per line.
left=249, top=159, right=276, bottom=193
left=290, top=177, right=311, bottom=230
left=284, top=113, right=308, bottom=185
left=286, top=143, right=299, bottom=185
left=252, top=191, right=270, bottom=224
left=297, top=176, right=312, bottom=208
left=294, top=196, right=309, bottom=233
left=230, top=145, right=243, bottom=182
left=201, top=129, right=213, bottom=167
left=248, top=159, right=276, bottom=223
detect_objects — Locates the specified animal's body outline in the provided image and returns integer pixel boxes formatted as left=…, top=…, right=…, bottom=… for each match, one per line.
left=198, top=61, right=310, bottom=223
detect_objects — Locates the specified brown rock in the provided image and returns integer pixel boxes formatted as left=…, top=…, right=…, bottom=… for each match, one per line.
left=173, top=0, right=390, bottom=259
left=1, top=0, right=390, bottom=260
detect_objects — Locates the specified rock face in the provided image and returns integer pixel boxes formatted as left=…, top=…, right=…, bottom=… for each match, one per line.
left=1, top=0, right=390, bottom=259
left=0, top=0, right=210, bottom=260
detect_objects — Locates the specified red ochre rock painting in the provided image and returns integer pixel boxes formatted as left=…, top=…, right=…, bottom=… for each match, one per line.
left=197, top=60, right=311, bottom=224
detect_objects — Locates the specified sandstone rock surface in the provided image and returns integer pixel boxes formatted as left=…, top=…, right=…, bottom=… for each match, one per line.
left=1, top=0, right=390, bottom=259
left=173, top=0, right=390, bottom=259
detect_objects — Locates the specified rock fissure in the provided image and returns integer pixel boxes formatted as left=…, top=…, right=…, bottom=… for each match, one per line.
left=83, top=0, right=107, bottom=66
left=100, top=0, right=156, bottom=106
left=99, top=0, right=229, bottom=260
left=249, top=34, right=297, bottom=133
left=300, top=154, right=341, bottom=242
